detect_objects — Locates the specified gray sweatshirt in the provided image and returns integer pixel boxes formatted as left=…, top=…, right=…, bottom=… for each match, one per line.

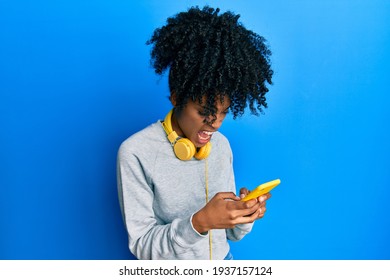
left=117, top=120, right=253, bottom=259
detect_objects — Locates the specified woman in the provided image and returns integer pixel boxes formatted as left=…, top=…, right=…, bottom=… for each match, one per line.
left=117, top=6, right=274, bottom=260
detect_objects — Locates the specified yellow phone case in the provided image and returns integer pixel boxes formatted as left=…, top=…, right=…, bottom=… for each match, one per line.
left=241, top=179, right=281, bottom=201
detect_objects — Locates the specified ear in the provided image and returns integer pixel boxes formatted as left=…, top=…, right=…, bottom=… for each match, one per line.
left=169, top=91, right=177, bottom=107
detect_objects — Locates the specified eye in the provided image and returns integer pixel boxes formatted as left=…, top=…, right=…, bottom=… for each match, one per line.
left=198, top=110, right=208, bottom=117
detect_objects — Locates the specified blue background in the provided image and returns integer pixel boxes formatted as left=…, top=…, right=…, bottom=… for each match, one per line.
left=1, top=0, right=389, bottom=260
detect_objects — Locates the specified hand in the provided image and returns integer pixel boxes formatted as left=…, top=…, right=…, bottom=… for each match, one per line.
left=240, top=187, right=271, bottom=219
left=192, top=191, right=268, bottom=234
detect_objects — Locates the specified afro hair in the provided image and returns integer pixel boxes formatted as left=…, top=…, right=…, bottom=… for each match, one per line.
left=147, top=6, right=273, bottom=119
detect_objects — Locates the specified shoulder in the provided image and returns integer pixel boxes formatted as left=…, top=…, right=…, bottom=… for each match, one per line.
left=211, top=131, right=232, bottom=152
left=209, top=131, right=233, bottom=164
left=118, top=121, right=165, bottom=159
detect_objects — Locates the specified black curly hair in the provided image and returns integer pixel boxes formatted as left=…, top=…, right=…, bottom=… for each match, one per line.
left=147, top=6, right=273, bottom=120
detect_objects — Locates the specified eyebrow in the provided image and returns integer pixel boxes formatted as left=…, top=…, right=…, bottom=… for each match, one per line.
left=196, top=103, right=230, bottom=111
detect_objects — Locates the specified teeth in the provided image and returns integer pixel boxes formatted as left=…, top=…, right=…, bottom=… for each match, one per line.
left=198, top=131, right=213, bottom=141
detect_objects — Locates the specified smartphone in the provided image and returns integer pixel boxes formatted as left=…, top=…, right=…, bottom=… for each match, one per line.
left=241, top=179, right=281, bottom=202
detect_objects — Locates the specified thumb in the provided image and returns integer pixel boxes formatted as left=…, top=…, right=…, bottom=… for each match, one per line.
left=215, top=192, right=240, bottom=201
left=239, top=187, right=250, bottom=199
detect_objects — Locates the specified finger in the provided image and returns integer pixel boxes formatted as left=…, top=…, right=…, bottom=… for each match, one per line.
left=241, top=198, right=260, bottom=209
left=258, top=193, right=271, bottom=203
left=240, top=204, right=267, bottom=222
left=258, top=195, right=266, bottom=203
left=239, top=188, right=250, bottom=199
left=255, top=206, right=266, bottom=219
left=240, top=206, right=263, bottom=222
left=258, top=212, right=265, bottom=219
left=259, top=198, right=268, bottom=206
left=215, top=192, right=240, bottom=201
left=239, top=187, right=250, bottom=195
left=240, top=200, right=262, bottom=216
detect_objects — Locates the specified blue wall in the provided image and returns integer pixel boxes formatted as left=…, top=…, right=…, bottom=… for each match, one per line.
left=1, top=0, right=389, bottom=260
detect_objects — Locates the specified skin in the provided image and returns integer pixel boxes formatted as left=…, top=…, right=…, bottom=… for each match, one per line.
left=170, top=94, right=272, bottom=234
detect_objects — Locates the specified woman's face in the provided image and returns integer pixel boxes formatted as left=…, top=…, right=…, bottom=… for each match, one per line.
left=171, top=97, right=231, bottom=148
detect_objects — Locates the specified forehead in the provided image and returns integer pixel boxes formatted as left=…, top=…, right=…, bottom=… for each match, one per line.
left=191, top=95, right=231, bottom=110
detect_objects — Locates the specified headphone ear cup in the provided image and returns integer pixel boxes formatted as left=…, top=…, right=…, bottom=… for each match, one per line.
left=194, top=142, right=212, bottom=160
left=174, top=138, right=196, bottom=161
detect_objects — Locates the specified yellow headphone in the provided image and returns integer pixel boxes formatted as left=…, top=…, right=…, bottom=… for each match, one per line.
left=161, top=109, right=212, bottom=161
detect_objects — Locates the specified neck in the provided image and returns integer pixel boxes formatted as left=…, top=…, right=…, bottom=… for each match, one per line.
left=171, top=110, right=184, bottom=137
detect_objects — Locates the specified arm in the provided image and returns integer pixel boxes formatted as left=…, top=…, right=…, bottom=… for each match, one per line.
left=117, top=145, right=206, bottom=259
left=191, top=136, right=271, bottom=241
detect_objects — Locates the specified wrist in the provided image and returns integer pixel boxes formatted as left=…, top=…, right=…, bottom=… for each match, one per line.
left=192, top=210, right=210, bottom=234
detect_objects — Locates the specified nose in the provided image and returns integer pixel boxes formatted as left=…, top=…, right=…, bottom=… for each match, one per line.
left=205, top=112, right=226, bottom=130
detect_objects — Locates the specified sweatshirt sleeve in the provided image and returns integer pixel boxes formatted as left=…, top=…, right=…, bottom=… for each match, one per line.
left=117, top=142, right=207, bottom=259
left=223, top=140, right=255, bottom=242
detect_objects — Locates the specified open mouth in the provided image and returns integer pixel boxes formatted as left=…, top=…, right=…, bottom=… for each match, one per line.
left=197, top=130, right=214, bottom=144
